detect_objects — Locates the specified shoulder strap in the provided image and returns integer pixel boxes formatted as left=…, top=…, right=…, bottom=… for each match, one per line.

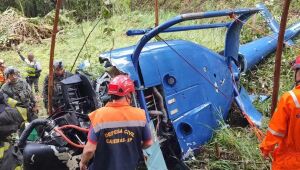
left=288, top=90, right=300, bottom=108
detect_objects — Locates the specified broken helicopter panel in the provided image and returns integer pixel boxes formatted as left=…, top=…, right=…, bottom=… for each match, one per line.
left=18, top=3, right=300, bottom=170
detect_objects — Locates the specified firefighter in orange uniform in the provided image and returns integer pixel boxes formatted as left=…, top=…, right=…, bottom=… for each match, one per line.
left=0, top=60, right=5, bottom=87
left=80, top=75, right=153, bottom=170
left=260, top=55, right=300, bottom=169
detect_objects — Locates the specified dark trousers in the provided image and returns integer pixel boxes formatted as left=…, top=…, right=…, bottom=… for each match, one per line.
left=26, top=77, right=39, bottom=93
left=0, top=143, right=22, bottom=170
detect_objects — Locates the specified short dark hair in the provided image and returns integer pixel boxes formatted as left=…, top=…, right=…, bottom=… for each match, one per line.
left=110, top=95, right=123, bottom=101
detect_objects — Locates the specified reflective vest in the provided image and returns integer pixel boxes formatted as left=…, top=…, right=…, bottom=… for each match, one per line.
left=25, top=64, right=36, bottom=77
left=260, top=86, right=300, bottom=169
left=0, top=142, right=9, bottom=159
left=7, top=97, right=27, bottom=122
left=0, top=98, right=27, bottom=170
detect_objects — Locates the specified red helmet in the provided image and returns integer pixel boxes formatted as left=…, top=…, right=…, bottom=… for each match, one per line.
left=108, top=75, right=135, bottom=96
left=292, top=55, right=300, bottom=70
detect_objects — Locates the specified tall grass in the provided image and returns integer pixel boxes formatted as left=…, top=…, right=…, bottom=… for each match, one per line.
left=1, top=2, right=300, bottom=168
left=186, top=106, right=270, bottom=169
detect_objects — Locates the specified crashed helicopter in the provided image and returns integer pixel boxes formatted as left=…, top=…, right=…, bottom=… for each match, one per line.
left=17, top=3, right=300, bottom=170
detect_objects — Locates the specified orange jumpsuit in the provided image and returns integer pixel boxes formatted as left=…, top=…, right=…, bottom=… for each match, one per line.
left=260, top=85, right=300, bottom=169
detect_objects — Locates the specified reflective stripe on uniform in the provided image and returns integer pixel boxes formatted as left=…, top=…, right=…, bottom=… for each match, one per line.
left=16, top=106, right=28, bottom=122
left=268, top=127, right=285, bottom=137
left=7, top=98, right=18, bottom=108
left=0, top=142, right=10, bottom=159
left=289, top=91, right=300, bottom=109
left=94, top=120, right=146, bottom=133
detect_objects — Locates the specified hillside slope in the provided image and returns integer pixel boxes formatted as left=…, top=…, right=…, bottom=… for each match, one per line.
left=1, top=1, right=300, bottom=169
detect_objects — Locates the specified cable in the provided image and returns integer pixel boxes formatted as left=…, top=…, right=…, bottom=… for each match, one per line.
left=157, top=25, right=265, bottom=142
left=157, top=36, right=231, bottom=100
left=54, top=127, right=85, bottom=149
left=58, top=124, right=89, bottom=133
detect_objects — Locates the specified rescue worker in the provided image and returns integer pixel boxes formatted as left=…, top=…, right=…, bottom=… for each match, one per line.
left=0, top=59, right=6, bottom=87
left=17, top=50, right=42, bottom=93
left=43, top=60, right=73, bottom=113
left=260, top=55, right=300, bottom=169
left=0, top=92, right=28, bottom=140
left=0, top=67, right=38, bottom=122
left=0, top=91, right=29, bottom=170
left=80, top=75, right=153, bottom=170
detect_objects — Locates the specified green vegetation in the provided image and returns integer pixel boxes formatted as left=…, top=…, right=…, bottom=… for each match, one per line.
left=1, top=0, right=300, bottom=169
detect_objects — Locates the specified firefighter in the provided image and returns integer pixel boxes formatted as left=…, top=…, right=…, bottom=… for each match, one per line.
left=0, top=67, right=38, bottom=122
left=0, top=59, right=6, bottom=87
left=260, top=55, right=300, bottom=169
left=0, top=91, right=28, bottom=170
left=43, top=60, right=73, bottom=113
left=17, top=50, right=42, bottom=93
left=80, top=75, right=153, bottom=170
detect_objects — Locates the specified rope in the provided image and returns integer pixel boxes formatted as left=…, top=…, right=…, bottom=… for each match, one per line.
left=228, top=62, right=264, bottom=142
left=228, top=12, right=300, bottom=142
